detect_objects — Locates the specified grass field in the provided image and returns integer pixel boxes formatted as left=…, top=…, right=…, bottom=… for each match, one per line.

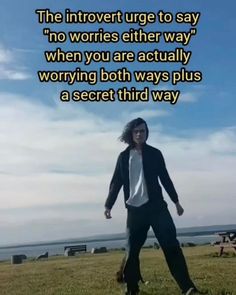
left=0, top=245, right=235, bottom=295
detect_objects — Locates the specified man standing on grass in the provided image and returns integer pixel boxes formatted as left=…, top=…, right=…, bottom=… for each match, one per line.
left=104, top=118, right=199, bottom=295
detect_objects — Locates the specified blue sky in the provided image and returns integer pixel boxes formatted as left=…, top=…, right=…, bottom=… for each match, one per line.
left=0, top=0, right=235, bottom=245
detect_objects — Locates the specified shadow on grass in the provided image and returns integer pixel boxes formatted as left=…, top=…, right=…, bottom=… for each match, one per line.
left=198, top=288, right=234, bottom=295
left=213, top=290, right=234, bottom=295
left=206, top=252, right=236, bottom=258
left=139, top=289, right=234, bottom=295
left=139, top=291, right=153, bottom=295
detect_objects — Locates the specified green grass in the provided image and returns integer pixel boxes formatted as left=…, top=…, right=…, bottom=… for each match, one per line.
left=0, top=246, right=235, bottom=295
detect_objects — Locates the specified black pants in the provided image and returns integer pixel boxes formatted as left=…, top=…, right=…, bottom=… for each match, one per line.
left=123, top=202, right=195, bottom=293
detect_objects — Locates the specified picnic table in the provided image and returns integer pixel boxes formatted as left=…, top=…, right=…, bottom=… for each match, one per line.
left=214, top=231, right=236, bottom=256
left=64, top=244, right=87, bottom=256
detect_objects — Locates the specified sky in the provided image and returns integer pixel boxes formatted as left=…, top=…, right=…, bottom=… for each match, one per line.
left=0, top=0, right=235, bottom=245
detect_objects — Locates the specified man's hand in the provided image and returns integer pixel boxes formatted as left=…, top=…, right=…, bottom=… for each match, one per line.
left=175, top=202, right=184, bottom=216
left=104, top=208, right=112, bottom=219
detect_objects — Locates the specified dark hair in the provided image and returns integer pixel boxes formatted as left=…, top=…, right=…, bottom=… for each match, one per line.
left=119, top=118, right=149, bottom=146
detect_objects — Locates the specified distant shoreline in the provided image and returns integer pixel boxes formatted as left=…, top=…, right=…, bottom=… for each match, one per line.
left=0, top=232, right=214, bottom=250
left=1, top=223, right=235, bottom=250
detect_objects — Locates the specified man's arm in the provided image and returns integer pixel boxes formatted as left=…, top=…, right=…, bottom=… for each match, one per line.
left=158, top=151, right=184, bottom=216
left=104, top=154, right=123, bottom=218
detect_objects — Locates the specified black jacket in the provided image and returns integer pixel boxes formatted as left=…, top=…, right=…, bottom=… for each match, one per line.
left=105, top=143, right=179, bottom=210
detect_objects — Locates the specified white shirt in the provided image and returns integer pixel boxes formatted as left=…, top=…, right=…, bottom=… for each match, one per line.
left=126, top=149, right=149, bottom=207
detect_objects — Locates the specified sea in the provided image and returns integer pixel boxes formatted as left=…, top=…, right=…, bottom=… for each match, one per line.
left=0, top=235, right=218, bottom=262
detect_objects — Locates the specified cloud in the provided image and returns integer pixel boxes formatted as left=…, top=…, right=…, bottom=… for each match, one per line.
left=0, top=92, right=123, bottom=207
left=179, top=91, right=199, bottom=102
left=0, top=65, right=31, bottom=80
left=148, top=127, right=236, bottom=228
left=0, top=46, right=12, bottom=63
left=0, top=44, right=31, bottom=80
left=121, top=109, right=170, bottom=120
left=0, top=92, right=235, bottom=243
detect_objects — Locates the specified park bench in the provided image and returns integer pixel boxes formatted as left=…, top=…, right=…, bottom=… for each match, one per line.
left=214, top=231, right=236, bottom=256
left=64, top=244, right=87, bottom=256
